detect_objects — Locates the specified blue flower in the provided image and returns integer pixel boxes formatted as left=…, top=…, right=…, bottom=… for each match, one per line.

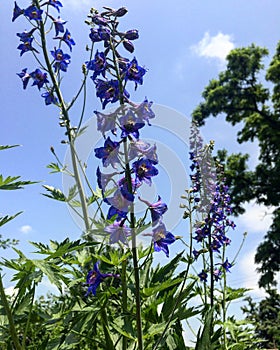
left=87, top=51, right=107, bottom=80
left=17, top=68, right=31, bottom=89
left=119, top=110, right=145, bottom=139
left=16, top=28, right=37, bottom=42
left=198, top=270, right=208, bottom=282
left=48, top=15, right=67, bottom=36
left=133, top=158, right=158, bottom=185
left=46, top=0, right=63, bottom=12
left=30, top=69, right=49, bottom=90
left=85, top=261, right=119, bottom=296
left=151, top=223, right=176, bottom=258
left=94, top=110, right=117, bottom=136
left=222, top=258, right=232, bottom=272
left=41, top=91, right=58, bottom=105
left=17, top=38, right=39, bottom=56
left=125, top=57, right=146, bottom=89
left=94, top=137, right=120, bottom=168
left=94, top=79, right=129, bottom=109
left=51, top=48, right=71, bottom=72
left=54, top=29, right=75, bottom=51
left=105, top=189, right=131, bottom=221
left=128, top=140, right=158, bottom=163
left=139, top=196, right=167, bottom=226
left=24, top=6, right=43, bottom=21
left=12, top=1, right=24, bottom=22
left=133, top=98, right=155, bottom=125
left=104, top=221, right=131, bottom=245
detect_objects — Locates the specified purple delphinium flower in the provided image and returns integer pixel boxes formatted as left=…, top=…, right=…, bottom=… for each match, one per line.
left=17, top=38, right=39, bottom=56
left=118, top=176, right=140, bottom=202
left=213, top=269, right=222, bottom=282
left=16, top=28, right=37, bottom=42
left=12, top=1, right=24, bottom=22
left=192, top=249, right=200, bottom=260
left=198, top=270, right=208, bottom=282
left=96, top=167, right=117, bottom=193
left=87, top=51, right=107, bottom=80
left=85, top=261, right=119, bottom=296
left=95, top=79, right=129, bottom=109
left=133, top=98, right=155, bottom=125
left=133, top=158, right=158, bottom=185
left=119, top=110, right=145, bottom=139
left=104, top=221, right=131, bottom=244
left=222, top=258, right=232, bottom=272
left=125, top=57, right=146, bottom=89
left=128, top=140, right=158, bottom=163
left=54, top=29, right=75, bottom=51
left=30, top=69, right=49, bottom=90
left=151, top=223, right=176, bottom=258
left=48, top=15, right=67, bottom=36
left=139, top=196, right=167, bottom=226
left=105, top=189, right=131, bottom=220
left=24, top=5, right=43, bottom=21
left=41, top=91, right=58, bottom=105
left=51, top=48, right=71, bottom=72
left=17, top=68, right=31, bottom=89
left=94, top=110, right=117, bottom=136
left=94, top=137, right=120, bottom=168
left=46, top=0, right=63, bottom=12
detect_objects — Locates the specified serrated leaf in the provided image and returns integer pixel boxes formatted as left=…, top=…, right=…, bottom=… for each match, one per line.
left=42, top=185, right=66, bottom=201
left=0, top=212, right=22, bottom=227
left=0, top=175, right=36, bottom=190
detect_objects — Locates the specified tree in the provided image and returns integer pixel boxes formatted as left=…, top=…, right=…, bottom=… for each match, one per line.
left=242, top=290, right=280, bottom=349
left=192, top=42, right=280, bottom=290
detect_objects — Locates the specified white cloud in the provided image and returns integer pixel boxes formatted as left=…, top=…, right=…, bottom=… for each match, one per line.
left=20, top=225, right=32, bottom=234
left=5, top=286, right=18, bottom=298
left=191, top=32, right=234, bottom=66
left=238, top=202, right=274, bottom=235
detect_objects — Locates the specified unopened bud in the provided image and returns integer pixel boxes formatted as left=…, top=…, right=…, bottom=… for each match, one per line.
left=124, top=29, right=139, bottom=40
left=113, top=7, right=128, bottom=17
left=123, top=39, right=134, bottom=53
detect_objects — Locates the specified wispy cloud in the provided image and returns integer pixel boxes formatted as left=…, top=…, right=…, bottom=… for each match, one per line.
left=191, top=32, right=234, bottom=67
left=20, top=225, right=32, bottom=234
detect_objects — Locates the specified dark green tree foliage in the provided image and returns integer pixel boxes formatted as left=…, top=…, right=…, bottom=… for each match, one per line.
left=242, top=290, right=280, bottom=349
left=192, top=43, right=280, bottom=289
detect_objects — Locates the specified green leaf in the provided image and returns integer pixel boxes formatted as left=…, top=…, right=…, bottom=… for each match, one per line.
left=142, top=277, right=183, bottom=297
left=0, top=145, right=20, bottom=151
left=0, top=212, right=22, bottom=227
left=195, top=308, right=214, bottom=350
left=0, top=175, right=36, bottom=190
left=42, top=185, right=66, bottom=201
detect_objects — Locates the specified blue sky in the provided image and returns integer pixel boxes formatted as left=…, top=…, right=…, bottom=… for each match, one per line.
left=1, top=0, right=280, bottom=325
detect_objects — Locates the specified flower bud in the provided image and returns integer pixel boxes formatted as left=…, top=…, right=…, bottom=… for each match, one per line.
left=124, top=29, right=139, bottom=40
left=113, top=7, right=128, bottom=17
left=123, top=39, right=134, bottom=53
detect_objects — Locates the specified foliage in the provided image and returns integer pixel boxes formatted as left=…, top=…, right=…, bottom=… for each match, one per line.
left=0, top=1, right=264, bottom=349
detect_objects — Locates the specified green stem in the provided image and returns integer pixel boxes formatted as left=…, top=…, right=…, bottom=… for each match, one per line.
left=222, top=246, right=228, bottom=350
left=35, top=3, right=90, bottom=232
left=0, top=275, right=22, bottom=350
left=22, top=284, right=35, bottom=350
left=121, top=258, right=128, bottom=350
left=109, top=27, right=143, bottom=349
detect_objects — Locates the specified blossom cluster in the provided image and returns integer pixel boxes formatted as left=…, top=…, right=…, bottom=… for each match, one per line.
left=86, top=7, right=176, bottom=264
left=189, top=123, right=235, bottom=283
left=13, top=0, right=75, bottom=105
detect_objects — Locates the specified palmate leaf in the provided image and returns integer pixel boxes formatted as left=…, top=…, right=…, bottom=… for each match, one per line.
left=0, top=212, right=22, bottom=227
left=0, top=175, right=36, bottom=190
